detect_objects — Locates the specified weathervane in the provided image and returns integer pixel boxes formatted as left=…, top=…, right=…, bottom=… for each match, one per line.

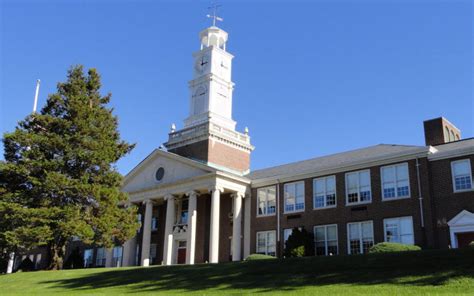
left=207, top=2, right=223, bottom=27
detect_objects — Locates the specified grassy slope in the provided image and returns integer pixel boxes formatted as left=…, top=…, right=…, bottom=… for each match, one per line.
left=1, top=249, right=473, bottom=295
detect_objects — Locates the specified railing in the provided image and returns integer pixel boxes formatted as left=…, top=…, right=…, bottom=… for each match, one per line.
left=167, top=122, right=250, bottom=145
left=173, top=223, right=188, bottom=234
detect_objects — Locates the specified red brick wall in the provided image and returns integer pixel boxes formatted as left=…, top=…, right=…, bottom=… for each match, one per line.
left=429, top=155, right=474, bottom=248
left=250, top=158, right=437, bottom=256
left=168, top=139, right=250, bottom=173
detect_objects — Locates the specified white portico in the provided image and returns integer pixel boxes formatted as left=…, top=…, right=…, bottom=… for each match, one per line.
left=122, top=149, right=250, bottom=266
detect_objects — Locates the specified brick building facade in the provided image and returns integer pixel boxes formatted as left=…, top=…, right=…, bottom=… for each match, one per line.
left=8, top=24, right=473, bottom=272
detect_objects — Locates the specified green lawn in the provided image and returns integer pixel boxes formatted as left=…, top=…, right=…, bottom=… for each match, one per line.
left=1, top=249, right=473, bottom=295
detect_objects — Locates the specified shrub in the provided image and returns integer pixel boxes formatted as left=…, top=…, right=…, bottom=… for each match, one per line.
left=369, top=242, right=421, bottom=254
left=284, top=227, right=315, bottom=257
left=290, top=246, right=305, bottom=257
left=244, top=254, right=276, bottom=261
left=469, top=241, right=474, bottom=249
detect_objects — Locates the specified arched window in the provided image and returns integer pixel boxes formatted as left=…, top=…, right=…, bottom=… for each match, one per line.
left=444, top=127, right=450, bottom=142
left=450, top=130, right=455, bottom=142
left=456, top=134, right=460, bottom=141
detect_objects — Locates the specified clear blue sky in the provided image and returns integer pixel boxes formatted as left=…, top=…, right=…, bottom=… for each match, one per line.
left=1, top=0, right=473, bottom=175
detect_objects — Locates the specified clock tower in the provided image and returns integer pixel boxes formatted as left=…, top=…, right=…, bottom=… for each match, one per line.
left=164, top=24, right=254, bottom=174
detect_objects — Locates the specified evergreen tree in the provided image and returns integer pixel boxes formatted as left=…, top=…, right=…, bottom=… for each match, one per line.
left=283, top=227, right=315, bottom=257
left=0, top=65, right=138, bottom=270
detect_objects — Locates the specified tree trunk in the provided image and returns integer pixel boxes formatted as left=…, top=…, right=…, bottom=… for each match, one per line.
left=48, top=243, right=66, bottom=270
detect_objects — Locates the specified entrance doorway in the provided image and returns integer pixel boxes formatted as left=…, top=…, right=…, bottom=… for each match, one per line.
left=177, top=241, right=186, bottom=264
left=456, top=232, right=474, bottom=248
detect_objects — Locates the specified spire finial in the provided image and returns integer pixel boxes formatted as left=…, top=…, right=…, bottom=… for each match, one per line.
left=207, top=2, right=223, bottom=27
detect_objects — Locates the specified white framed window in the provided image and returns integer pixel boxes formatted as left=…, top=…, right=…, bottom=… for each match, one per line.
left=83, top=249, right=93, bottom=268
left=346, top=170, right=371, bottom=205
left=96, top=247, right=106, bottom=266
left=257, top=186, right=276, bottom=216
left=313, top=176, right=336, bottom=209
left=347, top=221, right=374, bottom=254
left=256, top=230, right=276, bottom=256
left=384, top=216, right=414, bottom=245
left=381, top=163, right=410, bottom=200
left=284, top=181, right=305, bottom=213
left=112, top=246, right=123, bottom=267
left=314, top=224, right=338, bottom=256
left=451, top=159, right=473, bottom=192
left=151, top=216, right=158, bottom=231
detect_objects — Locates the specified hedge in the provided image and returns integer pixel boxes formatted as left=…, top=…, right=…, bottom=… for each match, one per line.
left=244, top=254, right=277, bottom=261
left=369, top=242, right=421, bottom=254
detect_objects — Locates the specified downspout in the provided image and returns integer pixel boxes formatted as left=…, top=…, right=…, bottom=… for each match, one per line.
left=276, top=179, right=281, bottom=257
left=416, top=157, right=425, bottom=228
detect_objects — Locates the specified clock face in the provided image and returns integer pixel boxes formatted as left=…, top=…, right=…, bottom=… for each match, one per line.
left=195, top=54, right=209, bottom=73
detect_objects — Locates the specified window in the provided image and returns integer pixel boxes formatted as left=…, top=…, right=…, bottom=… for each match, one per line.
left=444, top=127, right=450, bottom=142
left=152, top=216, right=158, bottom=231
left=137, top=214, right=142, bottom=233
left=135, top=245, right=140, bottom=266
left=83, top=249, right=93, bottom=268
left=179, top=199, right=189, bottom=224
left=451, top=159, right=473, bottom=192
left=450, top=130, right=455, bottom=142
left=313, top=176, right=336, bottom=209
left=346, top=170, right=371, bottom=204
left=283, top=227, right=303, bottom=243
left=257, top=186, right=276, bottom=216
left=381, top=163, right=410, bottom=200
left=347, top=221, right=374, bottom=254
left=96, top=248, right=106, bottom=267
left=384, top=217, right=414, bottom=245
left=256, top=231, right=276, bottom=256
left=284, top=228, right=293, bottom=243
left=284, top=181, right=305, bottom=213
left=150, top=243, right=157, bottom=263
left=314, top=224, right=338, bottom=256
left=112, top=246, right=123, bottom=267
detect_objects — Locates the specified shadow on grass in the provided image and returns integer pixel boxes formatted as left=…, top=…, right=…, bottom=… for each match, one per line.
left=40, top=249, right=474, bottom=293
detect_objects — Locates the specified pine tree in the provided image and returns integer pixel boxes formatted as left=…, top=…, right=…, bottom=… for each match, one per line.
left=0, top=65, right=138, bottom=270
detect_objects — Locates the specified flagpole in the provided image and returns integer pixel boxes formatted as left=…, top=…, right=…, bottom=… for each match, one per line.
left=33, top=79, right=40, bottom=113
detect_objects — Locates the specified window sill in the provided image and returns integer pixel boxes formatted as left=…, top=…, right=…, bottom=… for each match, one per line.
left=283, top=209, right=305, bottom=215
left=313, top=206, right=337, bottom=211
left=256, top=214, right=276, bottom=218
left=453, top=188, right=474, bottom=194
left=345, top=201, right=372, bottom=206
left=382, top=196, right=411, bottom=202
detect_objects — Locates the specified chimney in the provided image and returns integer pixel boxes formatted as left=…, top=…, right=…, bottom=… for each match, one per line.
left=423, top=117, right=461, bottom=146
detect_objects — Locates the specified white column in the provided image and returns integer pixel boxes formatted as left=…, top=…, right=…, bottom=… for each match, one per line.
left=105, top=248, right=113, bottom=267
left=186, top=191, right=198, bottom=264
left=209, top=186, right=222, bottom=263
left=163, top=194, right=175, bottom=265
left=6, top=252, right=14, bottom=274
left=122, top=236, right=137, bottom=267
left=232, top=192, right=244, bottom=261
left=243, top=195, right=251, bottom=259
left=140, top=199, right=153, bottom=267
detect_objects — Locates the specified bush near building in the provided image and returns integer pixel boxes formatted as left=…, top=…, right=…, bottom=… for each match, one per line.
left=369, top=242, right=421, bottom=254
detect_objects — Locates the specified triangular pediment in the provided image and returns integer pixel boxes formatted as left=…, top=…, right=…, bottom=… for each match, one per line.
left=122, top=149, right=216, bottom=193
left=448, top=210, right=474, bottom=227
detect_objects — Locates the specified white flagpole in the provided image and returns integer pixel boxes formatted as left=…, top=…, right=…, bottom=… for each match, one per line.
left=33, top=79, right=40, bottom=113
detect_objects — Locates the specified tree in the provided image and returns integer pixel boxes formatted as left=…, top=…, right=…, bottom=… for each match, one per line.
left=283, top=227, right=315, bottom=257
left=0, top=65, right=138, bottom=270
